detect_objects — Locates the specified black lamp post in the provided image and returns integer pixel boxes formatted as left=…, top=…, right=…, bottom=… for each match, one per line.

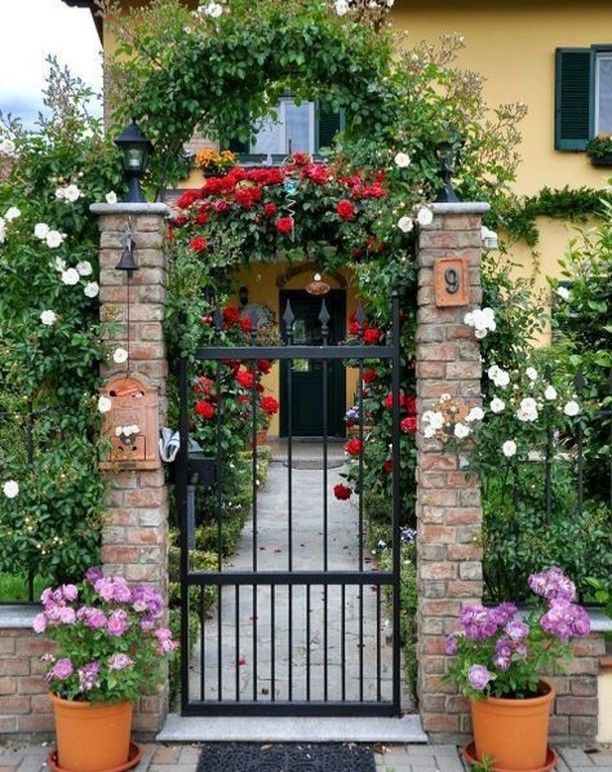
left=434, top=138, right=461, bottom=203
left=114, top=122, right=153, bottom=203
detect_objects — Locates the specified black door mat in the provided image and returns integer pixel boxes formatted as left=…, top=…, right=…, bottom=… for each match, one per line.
left=195, top=742, right=376, bottom=771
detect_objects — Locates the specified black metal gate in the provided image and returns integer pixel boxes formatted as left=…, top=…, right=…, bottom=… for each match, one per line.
left=176, top=295, right=402, bottom=716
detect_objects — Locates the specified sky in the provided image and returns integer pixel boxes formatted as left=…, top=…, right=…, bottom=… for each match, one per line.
left=0, top=0, right=102, bottom=127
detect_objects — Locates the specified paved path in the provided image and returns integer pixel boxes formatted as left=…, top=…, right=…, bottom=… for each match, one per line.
left=1, top=741, right=611, bottom=771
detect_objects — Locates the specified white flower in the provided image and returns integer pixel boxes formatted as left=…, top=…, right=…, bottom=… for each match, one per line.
left=465, top=406, right=484, bottom=423
left=61, top=268, right=80, bottom=286
left=422, top=410, right=444, bottom=430
left=563, top=400, right=580, bottom=417
left=64, top=184, right=81, bottom=203
left=334, top=0, right=350, bottom=15
left=556, top=286, right=570, bottom=301
left=525, top=367, right=538, bottom=382
left=491, top=368, right=510, bottom=388
left=5, top=206, right=20, bottom=221
left=40, top=310, right=57, bottom=326
left=113, top=347, right=128, bottom=364
left=397, top=215, right=414, bottom=233
left=45, top=230, right=64, bottom=248
left=105, top=191, right=117, bottom=205
left=454, top=422, right=470, bottom=439
left=516, top=397, right=538, bottom=422
left=0, top=218, right=5, bottom=244
left=544, top=385, right=557, bottom=401
left=84, top=281, right=99, bottom=298
left=490, top=397, right=505, bottom=414
left=502, top=440, right=517, bottom=458
left=474, top=329, right=487, bottom=339
left=200, top=1, right=223, bottom=17
left=3, top=480, right=19, bottom=499
left=55, top=186, right=66, bottom=200
left=77, top=261, right=93, bottom=276
left=416, top=206, right=433, bottom=226
left=440, top=393, right=451, bottom=402
left=34, top=222, right=49, bottom=239
left=487, top=365, right=500, bottom=380
left=0, top=138, right=16, bottom=157
left=97, top=396, right=112, bottom=414
left=394, top=152, right=411, bottom=168
left=54, top=257, right=67, bottom=273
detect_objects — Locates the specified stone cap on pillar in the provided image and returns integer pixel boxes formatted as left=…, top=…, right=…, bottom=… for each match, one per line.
left=428, top=202, right=490, bottom=215
left=90, top=202, right=170, bottom=216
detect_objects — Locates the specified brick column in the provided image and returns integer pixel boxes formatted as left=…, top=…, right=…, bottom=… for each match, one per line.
left=91, top=202, right=170, bottom=734
left=415, top=202, right=489, bottom=741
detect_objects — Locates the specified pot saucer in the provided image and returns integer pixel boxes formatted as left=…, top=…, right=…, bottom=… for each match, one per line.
left=462, top=742, right=558, bottom=772
left=47, top=741, right=142, bottom=772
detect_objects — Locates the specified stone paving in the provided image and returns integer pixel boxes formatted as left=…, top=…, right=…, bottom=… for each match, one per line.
left=0, top=741, right=611, bottom=771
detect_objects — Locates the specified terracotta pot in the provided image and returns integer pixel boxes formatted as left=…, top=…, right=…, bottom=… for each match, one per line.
left=246, top=428, right=268, bottom=449
left=470, top=680, right=555, bottom=771
left=51, top=693, right=133, bottom=772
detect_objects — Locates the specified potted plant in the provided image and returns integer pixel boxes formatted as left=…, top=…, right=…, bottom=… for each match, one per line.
left=586, top=134, right=612, bottom=166
left=195, top=148, right=237, bottom=176
left=444, top=567, right=591, bottom=772
left=33, top=569, right=177, bottom=772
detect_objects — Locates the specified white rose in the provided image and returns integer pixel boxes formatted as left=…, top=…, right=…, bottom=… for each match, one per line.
left=61, top=268, right=80, bottom=286
left=63, top=184, right=81, bottom=203
left=480, top=307, right=495, bottom=326
left=84, top=281, right=99, bottom=298
left=465, top=406, right=484, bottom=423
left=493, top=369, right=510, bottom=388
left=54, top=257, right=67, bottom=273
left=55, top=187, right=66, bottom=200
left=46, top=230, right=64, bottom=248
left=5, top=206, right=20, bottom=221
left=105, top=191, right=117, bottom=205
left=416, top=206, right=433, bottom=226
left=502, top=440, right=517, bottom=458
left=490, top=397, right=505, bottom=413
left=544, top=385, right=557, bottom=401
left=525, top=367, right=538, bottom=382
left=97, top=396, right=112, bottom=414
left=77, top=261, right=93, bottom=276
left=516, top=397, right=538, bottom=422
left=115, top=426, right=124, bottom=437
left=474, top=329, right=487, bottom=339
left=397, top=215, right=414, bottom=233
left=113, top=347, right=128, bottom=364
left=334, top=0, right=350, bottom=15
left=487, top=365, right=500, bottom=380
left=34, top=222, right=50, bottom=239
left=0, top=138, right=16, bottom=157
left=556, top=286, right=570, bottom=301
left=3, top=480, right=19, bottom=499
left=563, top=400, right=580, bottom=417
left=40, top=310, right=57, bottom=326
left=464, top=311, right=475, bottom=327
left=0, top=218, right=5, bottom=244
left=394, top=152, right=411, bottom=168
left=422, top=410, right=444, bottom=431
left=202, top=1, right=223, bottom=16
left=454, top=422, right=470, bottom=439
left=423, top=425, right=436, bottom=439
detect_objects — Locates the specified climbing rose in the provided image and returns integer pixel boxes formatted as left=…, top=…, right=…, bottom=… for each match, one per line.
left=40, top=310, right=57, bottom=326
left=563, top=400, right=580, bottom=417
left=195, top=400, right=215, bottom=420
left=3, top=480, right=19, bottom=499
left=404, top=394, right=416, bottom=415
left=383, top=459, right=393, bottom=474
left=61, top=268, right=80, bottom=286
left=401, top=416, right=417, bottom=433
left=502, top=440, right=517, bottom=458
left=363, top=327, right=380, bottom=345
left=336, top=199, right=356, bottom=220
left=190, top=236, right=208, bottom=252
left=397, top=215, right=414, bottom=233
left=236, top=368, right=255, bottom=390
left=275, top=216, right=294, bottom=234
left=261, top=396, right=279, bottom=416
left=223, top=306, right=240, bottom=325
left=257, top=359, right=272, bottom=374
left=213, top=199, right=230, bottom=214
left=239, top=316, right=251, bottom=333
left=333, top=483, right=352, bottom=500
left=394, top=152, right=411, bottom=168
left=263, top=202, right=278, bottom=217
left=345, top=438, right=363, bottom=456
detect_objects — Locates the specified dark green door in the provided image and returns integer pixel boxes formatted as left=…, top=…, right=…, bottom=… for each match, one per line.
left=280, top=289, right=346, bottom=437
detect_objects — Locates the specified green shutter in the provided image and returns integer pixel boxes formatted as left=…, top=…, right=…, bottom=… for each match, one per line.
left=316, top=106, right=343, bottom=152
left=555, top=48, right=591, bottom=150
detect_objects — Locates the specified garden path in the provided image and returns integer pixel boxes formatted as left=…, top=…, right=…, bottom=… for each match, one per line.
left=188, top=440, right=406, bottom=707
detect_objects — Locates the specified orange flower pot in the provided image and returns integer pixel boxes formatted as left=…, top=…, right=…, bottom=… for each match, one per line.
left=51, top=693, right=133, bottom=772
left=469, top=680, right=555, bottom=770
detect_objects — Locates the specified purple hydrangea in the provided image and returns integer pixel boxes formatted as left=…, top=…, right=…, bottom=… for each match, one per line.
left=444, top=634, right=459, bottom=656
left=77, top=662, right=100, bottom=692
left=468, top=664, right=492, bottom=691
left=94, top=577, right=116, bottom=602
left=505, top=620, right=529, bottom=641
left=540, top=598, right=591, bottom=641
left=85, top=567, right=104, bottom=585
left=32, top=613, right=47, bottom=634
left=131, top=585, right=164, bottom=618
left=493, top=653, right=511, bottom=671
left=107, top=609, right=129, bottom=637
left=60, top=584, right=79, bottom=602
left=77, top=606, right=107, bottom=630
left=528, top=567, right=576, bottom=602
left=108, top=653, right=134, bottom=671
left=49, top=658, right=74, bottom=681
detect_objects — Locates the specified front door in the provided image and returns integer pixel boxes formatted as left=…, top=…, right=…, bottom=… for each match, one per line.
left=279, top=289, right=346, bottom=437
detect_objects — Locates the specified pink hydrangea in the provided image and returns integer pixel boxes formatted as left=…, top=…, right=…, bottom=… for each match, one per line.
left=107, top=609, right=129, bottom=637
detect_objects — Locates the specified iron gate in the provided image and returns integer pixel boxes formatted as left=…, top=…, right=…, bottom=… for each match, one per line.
left=176, top=295, right=402, bottom=716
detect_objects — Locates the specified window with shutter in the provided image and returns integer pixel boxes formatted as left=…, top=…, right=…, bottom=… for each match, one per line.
left=555, top=48, right=591, bottom=150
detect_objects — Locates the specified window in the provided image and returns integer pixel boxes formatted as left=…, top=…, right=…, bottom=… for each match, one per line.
left=229, top=97, right=343, bottom=159
left=555, top=45, right=612, bottom=150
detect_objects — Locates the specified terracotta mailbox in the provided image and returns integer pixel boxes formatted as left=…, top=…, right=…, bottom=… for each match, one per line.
left=99, top=373, right=160, bottom=470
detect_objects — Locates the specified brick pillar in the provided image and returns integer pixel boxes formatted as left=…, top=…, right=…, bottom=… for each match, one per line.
left=91, top=202, right=170, bottom=734
left=415, top=202, right=490, bottom=741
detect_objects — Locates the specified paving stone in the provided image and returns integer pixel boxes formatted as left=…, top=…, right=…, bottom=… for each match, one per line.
left=16, top=755, right=46, bottom=772
left=561, top=749, right=596, bottom=766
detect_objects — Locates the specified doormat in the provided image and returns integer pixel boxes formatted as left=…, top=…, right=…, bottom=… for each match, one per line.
left=283, top=459, right=344, bottom=470
left=195, top=742, right=376, bottom=771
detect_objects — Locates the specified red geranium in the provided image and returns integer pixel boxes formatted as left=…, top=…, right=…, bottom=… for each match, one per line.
left=336, top=199, right=356, bottom=220
left=363, top=327, right=381, bottom=345
left=401, top=416, right=417, bottom=434
left=404, top=394, right=416, bottom=415
left=261, top=396, right=280, bottom=416
left=275, top=216, right=294, bottom=235
left=334, top=483, right=352, bottom=501
left=176, top=190, right=200, bottom=209
left=363, top=368, right=377, bottom=384
left=189, top=236, right=208, bottom=252
left=235, top=368, right=255, bottom=390
left=195, top=400, right=215, bottom=420
left=239, top=316, right=252, bottom=333
left=263, top=202, right=278, bottom=217
left=345, top=438, right=363, bottom=456
left=383, top=459, right=393, bottom=474
left=257, top=359, right=272, bottom=374
left=223, top=306, right=240, bottom=326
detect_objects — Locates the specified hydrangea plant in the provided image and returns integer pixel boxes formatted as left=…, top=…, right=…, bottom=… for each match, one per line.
left=33, top=569, right=177, bottom=704
left=444, top=567, right=590, bottom=699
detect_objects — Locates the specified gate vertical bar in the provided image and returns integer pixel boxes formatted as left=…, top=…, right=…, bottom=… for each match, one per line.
left=391, top=293, right=402, bottom=715
left=320, top=299, right=330, bottom=701
left=178, top=356, right=190, bottom=712
left=284, top=301, right=294, bottom=702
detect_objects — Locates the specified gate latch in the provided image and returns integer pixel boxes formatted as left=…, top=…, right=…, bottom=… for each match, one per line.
left=187, top=451, right=218, bottom=486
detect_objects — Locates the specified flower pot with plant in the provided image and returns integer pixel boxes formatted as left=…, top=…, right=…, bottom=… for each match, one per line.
left=586, top=134, right=612, bottom=166
left=33, top=569, right=177, bottom=772
left=444, top=567, right=591, bottom=772
left=195, top=148, right=237, bottom=177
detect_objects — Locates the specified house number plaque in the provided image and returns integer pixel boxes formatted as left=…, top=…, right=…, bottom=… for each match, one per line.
left=433, top=257, right=469, bottom=307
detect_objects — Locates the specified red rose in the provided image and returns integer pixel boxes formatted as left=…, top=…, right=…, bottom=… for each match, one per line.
left=238, top=394, right=251, bottom=405
left=213, top=199, right=230, bottom=214
left=176, top=190, right=199, bottom=209
left=303, top=163, right=329, bottom=184
left=363, top=327, right=381, bottom=345
left=362, top=183, right=386, bottom=199
left=404, top=394, right=416, bottom=415
left=336, top=199, right=356, bottom=220
left=223, top=307, right=240, bottom=326
left=363, top=368, right=377, bottom=384
left=257, top=359, right=272, bottom=374
left=349, top=321, right=359, bottom=336
left=383, top=391, right=406, bottom=410
left=196, top=210, right=209, bottom=226
left=263, top=202, right=278, bottom=217
left=239, top=316, right=252, bottom=333
left=366, top=235, right=384, bottom=254
left=275, top=216, right=294, bottom=234
left=290, top=151, right=311, bottom=166
left=189, top=236, right=208, bottom=252
left=235, top=368, right=255, bottom=390
left=195, top=400, right=215, bottom=420
left=170, top=214, right=187, bottom=228
left=345, top=438, right=363, bottom=457
left=193, top=376, right=214, bottom=395
left=261, top=396, right=279, bottom=416
left=401, top=416, right=417, bottom=433
left=383, top=458, right=393, bottom=474
left=334, top=483, right=352, bottom=501
left=235, top=185, right=262, bottom=209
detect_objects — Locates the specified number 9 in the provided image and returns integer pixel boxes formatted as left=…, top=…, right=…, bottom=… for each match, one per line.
left=444, top=268, right=459, bottom=294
